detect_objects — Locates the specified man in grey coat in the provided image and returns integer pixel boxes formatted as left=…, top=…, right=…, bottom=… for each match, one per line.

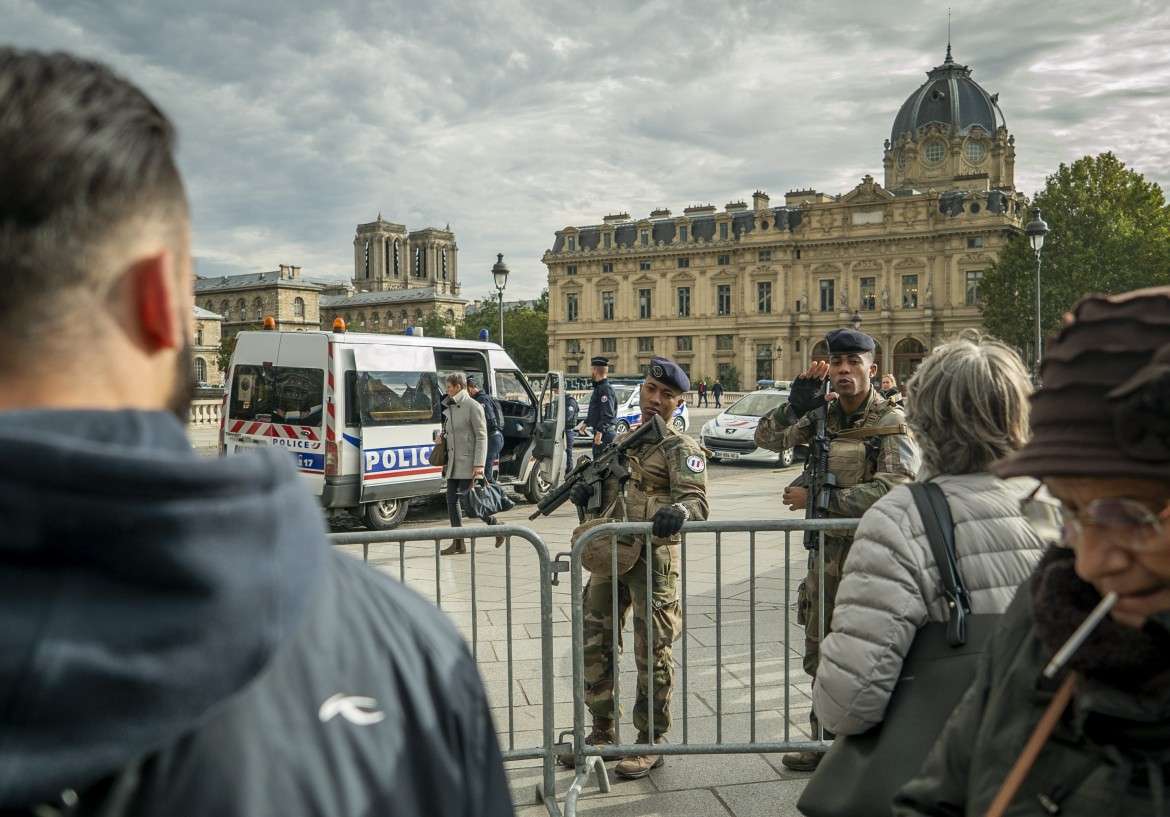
left=440, top=371, right=488, bottom=555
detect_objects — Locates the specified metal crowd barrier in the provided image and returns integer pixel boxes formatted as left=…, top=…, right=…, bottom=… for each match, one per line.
left=328, top=524, right=564, bottom=817
left=328, top=517, right=860, bottom=817
left=559, top=518, right=859, bottom=815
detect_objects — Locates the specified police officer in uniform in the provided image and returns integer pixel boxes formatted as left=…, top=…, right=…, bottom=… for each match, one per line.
left=754, top=328, right=919, bottom=771
left=562, top=357, right=708, bottom=779
left=586, top=356, right=618, bottom=460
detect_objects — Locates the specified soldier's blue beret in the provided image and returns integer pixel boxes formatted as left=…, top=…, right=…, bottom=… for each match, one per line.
left=826, top=328, right=876, bottom=355
left=590, top=356, right=609, bottom=367
left=647, top=356, right=690, bottom=393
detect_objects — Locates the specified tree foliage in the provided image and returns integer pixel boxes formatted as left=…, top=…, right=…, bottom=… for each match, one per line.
left=455, top=289, right=549, bottom=372
left=981, top=153, right=1170, bottom=356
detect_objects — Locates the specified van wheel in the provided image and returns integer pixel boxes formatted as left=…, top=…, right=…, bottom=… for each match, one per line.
left=779, top=448, right=795, bottom=467
left=363, top=499, right=409, bottom=530
left=523, top=459, right=553, bottom=504
left=671, top=416, right=686, bottom=431
left=615, top=420, right=630, bottom=434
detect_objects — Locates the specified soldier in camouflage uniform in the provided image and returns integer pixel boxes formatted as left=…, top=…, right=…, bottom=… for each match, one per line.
left=754, top=328, right=919, bottom=771
left=561, top=356, right=709, bottom=779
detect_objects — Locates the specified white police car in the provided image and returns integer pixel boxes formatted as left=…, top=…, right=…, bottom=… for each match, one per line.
left=701, top=388, right=795, bottom=466
left=613, top=384, right=689, bottom=433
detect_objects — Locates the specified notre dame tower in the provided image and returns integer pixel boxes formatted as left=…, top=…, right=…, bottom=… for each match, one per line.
left=352, top=215, right=460, bottom=297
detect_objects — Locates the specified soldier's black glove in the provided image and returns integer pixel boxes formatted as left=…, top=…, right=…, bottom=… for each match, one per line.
left=788, top=376, right=827, bottom=419
left=651, top=504, right=688, bottom=538
left=569, top=481, right=593, bottom=507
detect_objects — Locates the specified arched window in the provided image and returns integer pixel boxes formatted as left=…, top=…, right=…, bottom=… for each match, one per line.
left=414, top=308, right=423, bottom=321
left=192, top=357, right=207, bottom=383
left=236, top=299, right=246, bottom=321
left=442, top=247, right=448, bottom=280
left=293, top=297, right=305, bottom=317
left=386, top=311, right=395, bottom=329
left=400, top=309, right=408, bottom=325
left=414, top=247, right=421, bottom=277
left=446, top=309, right=455, bottom=323
left=364, top=240, right=370, bottom=278
left=811, top=340, right=829, bottom=364
left=253, top=297, right=264, bottom=320
left=372, top=312, right=380, bottom=329
left=384, top=240, right=390, bottom=277
left=893, top=338, right=927, bottom=384
left=204, top=300, right=215, bottom=313
left=220, top=300, right=230, bottom=320
left=393, top=239, right=400, bottom=276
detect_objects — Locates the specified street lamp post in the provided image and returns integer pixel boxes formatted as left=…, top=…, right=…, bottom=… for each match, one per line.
left=491, top=253, right=510, bottom=349
left=1024, top=208, right=1050, bottom=383
left=851, top=309, right=863, bottom=331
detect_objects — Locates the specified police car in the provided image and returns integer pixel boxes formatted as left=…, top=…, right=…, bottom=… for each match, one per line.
left=701, top=388, right=795, bottom=466
left=613, top=384, right=689, bottom=433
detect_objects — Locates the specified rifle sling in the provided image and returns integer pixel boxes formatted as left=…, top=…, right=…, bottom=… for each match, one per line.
left=831, top=423, right=910, bottom=440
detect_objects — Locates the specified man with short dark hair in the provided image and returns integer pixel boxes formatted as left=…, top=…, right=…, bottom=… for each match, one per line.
left=0, top=48, right=512, bottom=816
left=755, top=328, right=919, bottom=771
left=586, top=355, right=618, bottom=459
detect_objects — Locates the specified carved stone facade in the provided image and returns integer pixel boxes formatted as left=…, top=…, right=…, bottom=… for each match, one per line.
left=543, top=50, right=1027, bottom=386
left=192, top=305, right=224, bottom=386
left=194, top=264, right=322, bottom=338
left=326, top=215, right=468, bottom=333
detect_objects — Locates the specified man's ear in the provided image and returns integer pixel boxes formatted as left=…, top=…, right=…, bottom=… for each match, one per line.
left=868, top=362, right=879, bottom=380
left=130, top=251, right=183, bottom=351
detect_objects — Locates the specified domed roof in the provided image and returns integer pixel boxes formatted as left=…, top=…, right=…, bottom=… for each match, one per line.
left=891, top=47, right=1005, bottom=143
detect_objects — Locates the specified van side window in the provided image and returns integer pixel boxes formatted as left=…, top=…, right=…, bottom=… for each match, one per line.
left=356, top=370, right=443, bottom=426
left=494, top=370, right=535, bottom=421
left=229, top=365, right=324, bottom=426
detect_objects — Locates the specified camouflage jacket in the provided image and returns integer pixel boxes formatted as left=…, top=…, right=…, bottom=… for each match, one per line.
left=755, top=387, right=919, bottom=519
left=588, top=418, right=709, bottom=542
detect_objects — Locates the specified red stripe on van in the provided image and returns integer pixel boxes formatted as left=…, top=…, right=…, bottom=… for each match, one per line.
left=364, top=467, right=442, bottom=480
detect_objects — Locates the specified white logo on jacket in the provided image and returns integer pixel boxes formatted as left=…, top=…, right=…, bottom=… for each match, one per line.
left=318, top=693, right=386, bottom=725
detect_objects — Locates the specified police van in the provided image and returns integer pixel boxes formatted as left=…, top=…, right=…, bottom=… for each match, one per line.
left=221, top=321, right=568, bottom=530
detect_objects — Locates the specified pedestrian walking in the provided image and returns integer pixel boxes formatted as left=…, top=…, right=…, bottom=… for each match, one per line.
left=712, top=379, right=724, bottom=408
left=467, top=374, right=506, bottom=547
left=0, top=47, right=512, bottom=817
left=698, top=379, right=708, bottom=407
left=754, top=328, right=920, bottom=771
left=561, top=357, right=709, bottom=778
left=440, top=372, right=488, bottom=555
left=586, top=355, right=618, bottom=459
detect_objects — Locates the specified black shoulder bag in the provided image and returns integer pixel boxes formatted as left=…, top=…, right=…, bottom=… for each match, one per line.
left=797, top=482, right=1000, bottom=817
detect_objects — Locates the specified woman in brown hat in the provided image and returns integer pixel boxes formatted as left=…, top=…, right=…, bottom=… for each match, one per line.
left=895, top=287, right=1170, bottom=816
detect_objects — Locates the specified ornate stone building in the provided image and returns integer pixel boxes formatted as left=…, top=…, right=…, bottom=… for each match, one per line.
left=194, top=264, right=322, bottom=338
left=192, top=305, right=224, bottom=386
left=320, top=216, right=468, bottom=333
left=543, top=48, right=1029, bottom=386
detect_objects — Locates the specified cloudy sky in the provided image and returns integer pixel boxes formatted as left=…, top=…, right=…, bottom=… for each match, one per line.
left=7, top=0, right=1169, bottom=301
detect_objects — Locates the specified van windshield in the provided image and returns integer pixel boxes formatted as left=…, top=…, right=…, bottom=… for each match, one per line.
left=229, top=365, right=325, bottom=426
left=357, top=370, right=443, bottom=426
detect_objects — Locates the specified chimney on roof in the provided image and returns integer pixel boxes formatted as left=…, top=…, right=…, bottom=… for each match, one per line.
left=279, top=264, right=289, bottom=278
left=291, top=265, right=301, bottom=279
left=753, top=190, right=770, bottom=211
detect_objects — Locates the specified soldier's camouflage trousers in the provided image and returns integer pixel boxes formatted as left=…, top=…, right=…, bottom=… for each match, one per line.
left=582, top=541, right=682, bottom=736
left=796, top=533, right=854, bottom=678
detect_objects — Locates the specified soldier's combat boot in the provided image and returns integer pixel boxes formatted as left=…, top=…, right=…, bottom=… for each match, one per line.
left=613, top=732, right=666, bottom=779
left=557, top=717, right=614, bottom=768
left=781, top=750, right=824, bottom=772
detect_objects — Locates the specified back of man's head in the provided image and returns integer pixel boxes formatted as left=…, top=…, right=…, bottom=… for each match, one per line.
left=0, top=48, right=188, bottom=379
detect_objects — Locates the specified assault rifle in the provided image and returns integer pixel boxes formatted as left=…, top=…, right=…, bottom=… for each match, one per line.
left=529, top=414, right=667, bottom=521
left=803, top=380, right=837, bottom=567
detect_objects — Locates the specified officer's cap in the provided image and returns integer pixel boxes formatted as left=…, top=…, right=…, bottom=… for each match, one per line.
left=647, top=356, right=690, bottom=393
left=590, top=356, right=609, bottom=367
left=826, top=328, right=876, bottom=356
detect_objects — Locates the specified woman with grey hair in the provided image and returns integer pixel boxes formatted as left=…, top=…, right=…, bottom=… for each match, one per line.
left=811, top=331, right=1047, bottom=736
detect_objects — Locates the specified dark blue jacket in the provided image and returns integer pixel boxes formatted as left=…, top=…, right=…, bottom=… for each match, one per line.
left=586, top=378, right=617, bottom=431
left=0, top=410, right=513, bottom=817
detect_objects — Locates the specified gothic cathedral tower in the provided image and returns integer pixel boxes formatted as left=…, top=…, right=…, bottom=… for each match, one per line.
left=352, top=215, right=460, bottom=296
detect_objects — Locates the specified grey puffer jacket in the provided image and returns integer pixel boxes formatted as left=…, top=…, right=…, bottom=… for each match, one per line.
left=813, top=472, right=1046, bottom=735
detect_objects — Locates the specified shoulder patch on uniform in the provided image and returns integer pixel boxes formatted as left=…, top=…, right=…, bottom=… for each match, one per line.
left=601, top=396, right=609, bottom=402
left=685, top=454, right=705, bottom=473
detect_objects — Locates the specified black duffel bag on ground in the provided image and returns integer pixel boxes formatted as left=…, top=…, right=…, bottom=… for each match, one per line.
left=797, top=481, right=999, bottom=817
left=460, top=480, right=516, bottom=520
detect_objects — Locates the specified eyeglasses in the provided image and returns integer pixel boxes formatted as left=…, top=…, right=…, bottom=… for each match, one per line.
left=1020, top=487, right=1170, bottom=552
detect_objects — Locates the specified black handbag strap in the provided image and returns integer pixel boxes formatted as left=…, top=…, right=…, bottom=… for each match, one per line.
left=908, top=481, right=971, bottom=647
